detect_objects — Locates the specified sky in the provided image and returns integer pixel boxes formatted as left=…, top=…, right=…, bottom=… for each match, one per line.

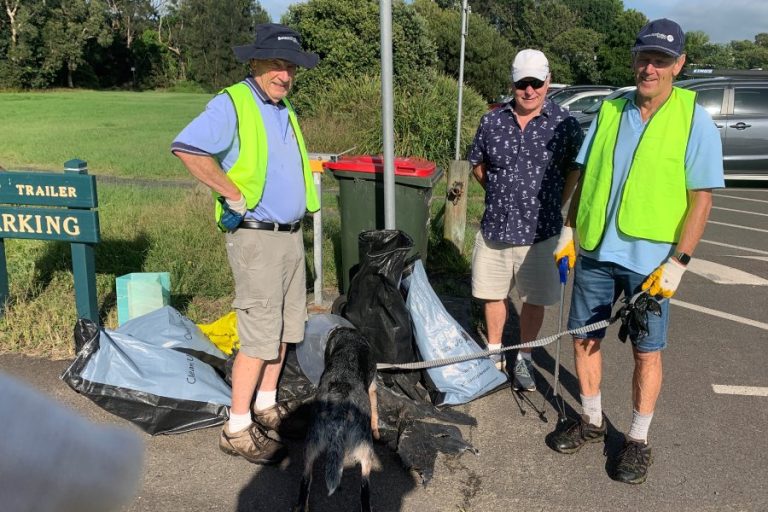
left=262, top=0, right=766, bottom=44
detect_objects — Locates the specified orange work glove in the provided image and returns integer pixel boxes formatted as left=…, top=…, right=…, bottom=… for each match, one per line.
left=641, top=258, right=687, bottom=298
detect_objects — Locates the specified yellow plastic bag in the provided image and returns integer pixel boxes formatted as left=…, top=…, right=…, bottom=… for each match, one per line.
left=197, top=312, right=239, bottom=355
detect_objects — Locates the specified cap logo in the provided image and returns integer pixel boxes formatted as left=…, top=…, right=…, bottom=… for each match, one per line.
left=645, top=32, right=674, bottom=43
left=277, top=36, right=299, bottom=44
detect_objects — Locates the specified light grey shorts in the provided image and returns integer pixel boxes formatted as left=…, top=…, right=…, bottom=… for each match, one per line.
left=471, top=231, right=560, bottom=306
left=225, top=228, right=307, bottom=361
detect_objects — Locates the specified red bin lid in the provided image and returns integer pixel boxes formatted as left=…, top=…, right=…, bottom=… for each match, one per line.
left=323, top=155, right=436, bottom=178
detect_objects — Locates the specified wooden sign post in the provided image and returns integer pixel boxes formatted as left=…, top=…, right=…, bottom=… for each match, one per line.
left=0, top=159, right=100, bottom=322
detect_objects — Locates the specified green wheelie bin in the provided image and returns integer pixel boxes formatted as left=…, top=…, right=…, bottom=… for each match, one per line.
left=324, top=156, right=443, bottom=294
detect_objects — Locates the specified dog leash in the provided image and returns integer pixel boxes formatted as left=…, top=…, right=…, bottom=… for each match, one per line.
left=376, top=291, right=660, bottom=371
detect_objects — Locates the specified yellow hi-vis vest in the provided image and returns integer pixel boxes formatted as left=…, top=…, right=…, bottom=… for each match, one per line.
left=213, top=82, right=320, bottom=229
left=576, top=87, right=696, bottom=250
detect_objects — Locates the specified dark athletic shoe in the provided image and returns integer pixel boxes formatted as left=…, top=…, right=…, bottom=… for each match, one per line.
left=549, top=415, right=606, bottom=454
left=511, top=358, right=536, bottom=391
left=614, top=439, right=653, bottom=484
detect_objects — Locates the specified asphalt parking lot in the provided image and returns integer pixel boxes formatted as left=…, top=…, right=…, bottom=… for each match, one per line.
left=1, top=183, right=766, bottom=512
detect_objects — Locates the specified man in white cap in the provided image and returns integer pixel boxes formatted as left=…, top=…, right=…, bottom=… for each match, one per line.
left=468, top=49, right=583, bottom=391
left=172, top=23, right=320, bottom=464
left=550, top=18, right=724, bottom=484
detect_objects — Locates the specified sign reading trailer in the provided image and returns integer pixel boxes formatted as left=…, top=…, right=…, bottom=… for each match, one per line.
left=0, top=160, right=100, bottom=322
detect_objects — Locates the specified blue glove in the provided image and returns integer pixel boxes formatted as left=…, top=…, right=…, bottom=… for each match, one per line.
left=217, top=196, right=245, bottom=232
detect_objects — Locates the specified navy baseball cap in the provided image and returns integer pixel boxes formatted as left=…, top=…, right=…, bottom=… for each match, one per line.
left=632, top=18, right=685, bottom=58
left=233, top=23, right=319, bottom=69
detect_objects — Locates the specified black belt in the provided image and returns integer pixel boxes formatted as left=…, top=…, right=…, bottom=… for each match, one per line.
left=240, top=220, right=302, bottom=233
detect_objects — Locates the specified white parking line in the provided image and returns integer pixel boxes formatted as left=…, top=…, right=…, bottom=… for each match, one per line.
left=712, top=385, right=768, bottom=397
left=708, top=220, right=768, bottom=233
left=670, top=299, right=768, bottom=331
left=712, top=206, right=768, bottom=217
left=700, top=239, right=768, bottom=255
left=714, top=194, right=768, bottom=204
left=687, top=259, right=768, bottom=285
left=730, top=255, right=768, bottom=262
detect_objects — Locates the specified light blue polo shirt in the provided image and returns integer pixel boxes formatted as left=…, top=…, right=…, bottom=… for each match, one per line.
left=576, top=92, right=725, bottom=275
left=171, top=77, right=306, bottom=224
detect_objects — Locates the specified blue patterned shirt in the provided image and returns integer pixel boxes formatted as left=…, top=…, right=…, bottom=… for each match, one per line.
left=468, top=99, right=583, bottom=245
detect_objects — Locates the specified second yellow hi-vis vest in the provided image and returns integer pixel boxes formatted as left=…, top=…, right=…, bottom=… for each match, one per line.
left=577, top=87, right=697, bottom=250
left=213, top=82, right=320, bottom=229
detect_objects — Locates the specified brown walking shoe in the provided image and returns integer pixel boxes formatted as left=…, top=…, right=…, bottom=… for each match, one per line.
left=252, top=401, right=307, bottom=439
left=219, top=423, right=286, bottom=465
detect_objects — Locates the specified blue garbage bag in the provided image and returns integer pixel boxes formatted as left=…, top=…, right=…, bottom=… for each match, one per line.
left=61, top=306, right=231, bottom=435
left=402, top=260, right=508, bottom=406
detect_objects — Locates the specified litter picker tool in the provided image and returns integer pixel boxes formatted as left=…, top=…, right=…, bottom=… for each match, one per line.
left=552, top=257, right=569, bottom=423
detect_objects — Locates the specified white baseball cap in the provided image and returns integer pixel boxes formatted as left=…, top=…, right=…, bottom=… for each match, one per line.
left=511, top=49, right=550, bottom=82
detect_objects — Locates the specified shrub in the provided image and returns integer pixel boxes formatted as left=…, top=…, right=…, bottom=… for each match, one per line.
left=297, top=70, right=487, bottom=169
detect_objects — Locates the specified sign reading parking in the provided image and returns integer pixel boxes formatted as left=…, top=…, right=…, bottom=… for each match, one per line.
left=0, top=160, right=100, bottom=322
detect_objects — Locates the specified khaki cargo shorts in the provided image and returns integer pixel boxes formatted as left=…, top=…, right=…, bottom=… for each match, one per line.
left=225, top=228, right=307, bottom=361
left=471, top=231, right=560, bottom=306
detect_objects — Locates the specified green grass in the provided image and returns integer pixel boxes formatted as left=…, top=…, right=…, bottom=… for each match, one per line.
left=0, top=90, right=485, bottom=358
left=0, top=90, right=209, bottom=179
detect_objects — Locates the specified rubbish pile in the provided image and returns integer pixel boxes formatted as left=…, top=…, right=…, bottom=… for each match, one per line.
left=62, top=229, right=507, bottom=483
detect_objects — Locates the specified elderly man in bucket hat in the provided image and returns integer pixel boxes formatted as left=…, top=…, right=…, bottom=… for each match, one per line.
left=171, top=23, right=319, bottom=464
left=549, top=18, right=724, bottom=484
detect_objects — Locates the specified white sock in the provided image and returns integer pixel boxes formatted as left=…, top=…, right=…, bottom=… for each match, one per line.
left=517, top=351, right=532, bottom=361
left=227, top=412, right=252, bottom=433
left=254, top=389, right=277, bottom=411
left=627, top=409, right=654, bottom=443
left=488, top=342, right=501, bottom=353
left=580, top=392, right=602, bottom=427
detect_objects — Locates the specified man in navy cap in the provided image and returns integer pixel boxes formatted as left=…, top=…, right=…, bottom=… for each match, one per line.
left=171, top=23, right=319, bottom=464
left=549, top=19, right=724, bottom=484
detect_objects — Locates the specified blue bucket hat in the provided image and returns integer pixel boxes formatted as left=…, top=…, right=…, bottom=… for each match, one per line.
left=233, top=23, right=319, bottom=69
left=632, top=18, right=685, bottom=58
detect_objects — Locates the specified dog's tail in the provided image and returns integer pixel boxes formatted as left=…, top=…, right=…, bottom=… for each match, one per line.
left=324, top=434, right=344, bottom=496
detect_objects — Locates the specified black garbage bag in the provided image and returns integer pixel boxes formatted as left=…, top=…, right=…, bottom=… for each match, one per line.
left=618, top=292, right=662, bottom=342
left=342, top=230, right=428, bottom=401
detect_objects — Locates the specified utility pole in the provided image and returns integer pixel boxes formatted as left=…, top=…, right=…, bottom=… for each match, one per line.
left=444, top=0, right=472, bottom=255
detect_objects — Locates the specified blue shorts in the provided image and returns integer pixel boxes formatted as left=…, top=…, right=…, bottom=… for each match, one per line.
left=567, top=256, right=669, bottom=352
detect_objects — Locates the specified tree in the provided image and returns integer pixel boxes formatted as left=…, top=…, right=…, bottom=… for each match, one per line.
left=42, top=0, right=113, bottom=88
left=177, top=0, right=269, bottom=91
left=105, top=0, right=155, bottom=49
left=562, top=0, right=623, bottom=34
left=596, top=8, right=647, bottom=86
left=550, top=27, right=602, bottom=84
left=730, top=39, right=768, bottom=70
left=283, top=0, right=437, bottom=103
left=413, top=0, right=514, bottom=100
left=684, top=31, right=733, bottom=70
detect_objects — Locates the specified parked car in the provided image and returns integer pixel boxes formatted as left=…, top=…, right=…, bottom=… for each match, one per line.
left=558, top=90, right=613, bottom=115
left=572, top=86, right=636, bottom=129
left=574, top=76, right=768, bottom=180
left=547, top=83, right=570, bottom=96
left=548, top=84, right=616, bottom=104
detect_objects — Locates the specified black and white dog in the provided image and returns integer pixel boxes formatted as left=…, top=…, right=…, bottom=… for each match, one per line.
left=294, top=327, right=380, bottom=512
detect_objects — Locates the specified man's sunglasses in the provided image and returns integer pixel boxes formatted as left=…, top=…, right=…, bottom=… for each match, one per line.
left=514, top=78, right=545, bottom=90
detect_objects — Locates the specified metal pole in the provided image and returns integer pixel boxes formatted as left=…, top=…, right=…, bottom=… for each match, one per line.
left=313, top=172, right=323, bottom=306
left=380, top=0, right=396, bottom=229
left=454, top=0, right=469, bottom=161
